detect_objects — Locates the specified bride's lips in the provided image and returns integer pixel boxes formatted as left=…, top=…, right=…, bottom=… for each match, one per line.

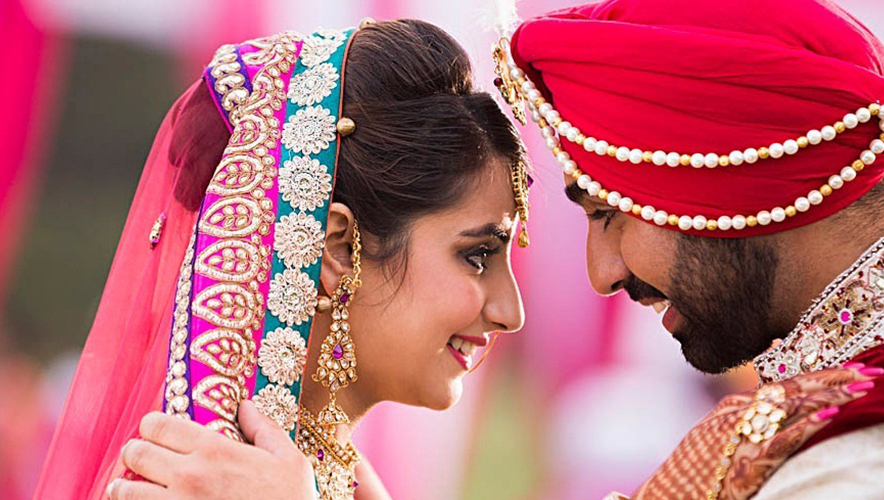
left=446, top=334, right=488, bottom=371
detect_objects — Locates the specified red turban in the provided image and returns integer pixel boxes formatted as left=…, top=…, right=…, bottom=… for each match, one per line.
left=510, top=0, right=884, bottom=236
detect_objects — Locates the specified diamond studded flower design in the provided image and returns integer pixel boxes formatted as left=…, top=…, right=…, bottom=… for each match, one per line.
left=279, top=156, right=332, bottom=212
left=253, top=384, right=299, bottom=432
left=268, top=269, right=318, bottom=326
left=300, top=29, right=347, bottom=68
left=258, top=327, right=308, bottom=386
left=282, top=106, right=337, bottom=155
left=288, top=62, right=338, bottom=106
left=274, top=212, right=325, bottom=270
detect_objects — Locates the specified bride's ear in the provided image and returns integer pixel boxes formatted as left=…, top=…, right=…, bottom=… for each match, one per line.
left=320, top=202, right=357, bottom=294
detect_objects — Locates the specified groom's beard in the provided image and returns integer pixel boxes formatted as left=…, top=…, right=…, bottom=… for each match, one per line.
left=625, top=236, right=784, bottom=374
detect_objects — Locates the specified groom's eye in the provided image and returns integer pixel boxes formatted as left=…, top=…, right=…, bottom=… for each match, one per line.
left=587, top=210, right=617, bottom=229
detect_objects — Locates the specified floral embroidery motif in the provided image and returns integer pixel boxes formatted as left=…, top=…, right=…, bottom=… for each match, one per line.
left=268, top=269, right=318, bottom=326
left=288, top=62, right=338, bottom=106
left=300, top=29, right=347, bottom=68
left=274, top=212, right=325, bottom=270
left=279, top=156, right=332, bottom=212
left=755, top=237, right=884, bottom=382
left=258, top=327, right=308, bottom=385
left=253, top=384, right=299, bottom=432
left=282, top=106, right=337, bottom=155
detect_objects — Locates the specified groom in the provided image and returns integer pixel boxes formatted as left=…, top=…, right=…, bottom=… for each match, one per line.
left=502, top=0, right=884, bottom=497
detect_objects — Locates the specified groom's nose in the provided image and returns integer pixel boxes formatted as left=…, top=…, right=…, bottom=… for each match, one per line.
left=584, top=226, right=631, bottom=296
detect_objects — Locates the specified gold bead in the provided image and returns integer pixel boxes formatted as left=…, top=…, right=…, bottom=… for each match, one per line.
left=359, top=17, right=376, bottom=29
left=718, top=156, right=729, bottom=167
left=631, top=204, right=643, bottom=215
left=553, top=146, right=563, bottom=156
left=797, top=136, right=809, bottom=148
left=606, top=145, right=617, bottom=157
left=598, top=189, right=609, bottom=200
left=642, top=151, right=653, bottom=163
left=758, top=147, right=770, bottom=160
left=747, top=215, right=758, bottom=227
left=571, top=171, right=581, bottom=181
left=576, top=134, right=586, bottom=145
left=706, top=219, right=718, bottom=231
left=835, top=121, right=846, bottom=133
left=785, top=206, right=797, bottom=217
left=336, top=117, right=356, bottom=136
left=680, top=154, right=691, bottom=166
left=821, top=184, right=833, bottom=196
left=317, top=296, right=333, bottom=313
left=871, top=103, right=881, bottom=116
left=535, top=97, right=546, bottom=108
left=853, top=159, right=865, bottom=171
left=667, top=214, right=679, bottom=226
left=550, top=116, right=563, bottom=127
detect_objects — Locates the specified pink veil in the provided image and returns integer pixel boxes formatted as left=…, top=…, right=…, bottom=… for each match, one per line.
left=34, top=80, right=231, bottom=500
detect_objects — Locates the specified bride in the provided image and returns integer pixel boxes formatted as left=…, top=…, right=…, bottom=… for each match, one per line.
left=35, top=18, right=527, bottom=500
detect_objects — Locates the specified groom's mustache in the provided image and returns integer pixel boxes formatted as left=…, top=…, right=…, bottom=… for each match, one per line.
left=623, top=275, right=668, bottom=303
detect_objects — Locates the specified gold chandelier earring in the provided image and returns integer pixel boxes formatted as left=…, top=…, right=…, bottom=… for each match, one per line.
left=298, top=220, right=363, bottom=500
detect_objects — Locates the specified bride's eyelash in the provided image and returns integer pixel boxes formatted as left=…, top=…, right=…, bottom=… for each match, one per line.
left=462, top=245, right=502, bottom=272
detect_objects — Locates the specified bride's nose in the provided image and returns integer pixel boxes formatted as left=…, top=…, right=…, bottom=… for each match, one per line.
left=482, top=266, right=525, bottom=334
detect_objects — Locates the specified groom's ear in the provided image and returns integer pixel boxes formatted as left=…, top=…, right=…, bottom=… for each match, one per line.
left=320, top=202, right=357, bottom=294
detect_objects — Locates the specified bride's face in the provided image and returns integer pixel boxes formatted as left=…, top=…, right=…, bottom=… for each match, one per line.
left=348, top=164, right=525, bottom=410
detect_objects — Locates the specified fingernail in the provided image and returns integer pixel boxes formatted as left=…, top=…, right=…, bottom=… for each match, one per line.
left=844, top=362, right=865, bottom=369
left=814, top=405, right=840, bottom=421
left=859, top=367, right=884, bottom=377
left=847, top=380, right=876, bottom=393
left=106, top=478, right=119, bottom=498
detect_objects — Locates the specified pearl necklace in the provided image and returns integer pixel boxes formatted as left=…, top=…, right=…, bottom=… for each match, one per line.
left=499, top=43, right=884, bottom=232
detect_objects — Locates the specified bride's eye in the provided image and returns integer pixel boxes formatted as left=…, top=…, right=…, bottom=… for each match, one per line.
left=587, top=210, right=617, bottom=229
left=463, top=245, right=500, bottom=273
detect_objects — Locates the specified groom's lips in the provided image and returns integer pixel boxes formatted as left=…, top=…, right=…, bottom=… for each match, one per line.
left=662, top=304, right=685, bottom=334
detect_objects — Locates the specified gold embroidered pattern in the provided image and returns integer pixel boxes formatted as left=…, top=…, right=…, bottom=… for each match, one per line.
left=207, top=43, right=250, bottom=122
left=253, top=383, right=299, bottom=432
left=189, top=33, right=299, bottom=438
left=282, top=106, right=337, bottom=155
left=164, top=229, right=197, bottom=418
left=288, top=62, right=338, bottom=106
left=279, top=156, right=332, bottom=211
left=274, top=212, right=325, bottom=270
left=258, top=327, right=308, bottom=385
left=755, top=236, right=884, bottom=382
left=267, top=269, right=318, bottom=326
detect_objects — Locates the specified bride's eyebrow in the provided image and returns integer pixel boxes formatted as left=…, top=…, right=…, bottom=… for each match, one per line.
left=459, top=223, right=511, bottom=243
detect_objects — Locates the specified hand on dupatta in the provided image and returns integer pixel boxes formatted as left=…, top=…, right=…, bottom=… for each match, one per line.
left=626, top=363, right=880, bottom=500
left=109, top=401, right=316, bottom=500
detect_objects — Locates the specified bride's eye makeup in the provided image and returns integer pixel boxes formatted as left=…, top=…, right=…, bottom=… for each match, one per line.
left=462, top=244, right=502, bottom=273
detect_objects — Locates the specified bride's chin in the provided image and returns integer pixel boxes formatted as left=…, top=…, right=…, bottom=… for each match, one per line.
left=415, top=379, right=464, bottom=411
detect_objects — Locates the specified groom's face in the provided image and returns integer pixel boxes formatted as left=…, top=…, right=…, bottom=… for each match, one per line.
left=565, top=178, right=785, bottom=373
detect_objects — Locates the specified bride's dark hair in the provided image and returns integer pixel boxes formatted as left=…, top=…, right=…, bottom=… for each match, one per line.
left=172, top=19, right=525, bottom=270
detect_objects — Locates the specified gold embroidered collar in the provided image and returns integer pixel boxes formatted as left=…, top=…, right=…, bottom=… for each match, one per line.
left=754, top=235, right=884, bottom=383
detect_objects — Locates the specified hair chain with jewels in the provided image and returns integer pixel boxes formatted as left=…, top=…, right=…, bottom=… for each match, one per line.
left=299, top=221, right=363, bottom=500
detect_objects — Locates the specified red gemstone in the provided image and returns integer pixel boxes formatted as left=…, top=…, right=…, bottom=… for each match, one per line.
left=493, top=77, right=503, bottom=87
left=778, top=364, right=786, bottom=374
left=353, top=480, right=359, bottom=488
left=317, top=449, right=325, bottom=461
left=340, top=293, right=349, bottom=304
left=333, top=344, right=344, bottom=359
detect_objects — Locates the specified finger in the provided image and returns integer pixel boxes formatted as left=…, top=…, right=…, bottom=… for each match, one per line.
left=787, top=377, right=876, bottom=420
left=239, top=400, right=300, bottom=460
left=139, top=412, right=212, bottom=454
left=107, top=478, right=167, bottom=500
left=120, top=439, right=184, bottom=486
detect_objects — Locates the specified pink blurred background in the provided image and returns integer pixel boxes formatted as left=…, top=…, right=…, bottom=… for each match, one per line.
left=2, top=1, right=882, bottom=499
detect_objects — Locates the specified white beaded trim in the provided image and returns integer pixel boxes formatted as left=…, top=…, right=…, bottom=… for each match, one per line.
left=508, top=62, right=883, bottom=232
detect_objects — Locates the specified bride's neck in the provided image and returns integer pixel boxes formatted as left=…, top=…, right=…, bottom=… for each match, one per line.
left=299, top=311, right=376, bottom=439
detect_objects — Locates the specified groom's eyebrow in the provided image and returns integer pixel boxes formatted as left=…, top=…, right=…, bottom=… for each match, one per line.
left=459, top=223, right=512, bottom=243
left=565, top=181, right=591, bottom=206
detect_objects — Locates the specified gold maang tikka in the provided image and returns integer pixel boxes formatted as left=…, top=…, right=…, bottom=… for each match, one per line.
left=493, top=38, right=531, bottom=248
left=298, top=221, right=363, bottom=500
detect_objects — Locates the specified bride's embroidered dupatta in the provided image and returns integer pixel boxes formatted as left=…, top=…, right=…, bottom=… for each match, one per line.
left=35, top=28, right=360, bottom=499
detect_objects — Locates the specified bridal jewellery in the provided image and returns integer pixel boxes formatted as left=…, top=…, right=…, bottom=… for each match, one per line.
left=492, top=36, right=883, bottom=232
